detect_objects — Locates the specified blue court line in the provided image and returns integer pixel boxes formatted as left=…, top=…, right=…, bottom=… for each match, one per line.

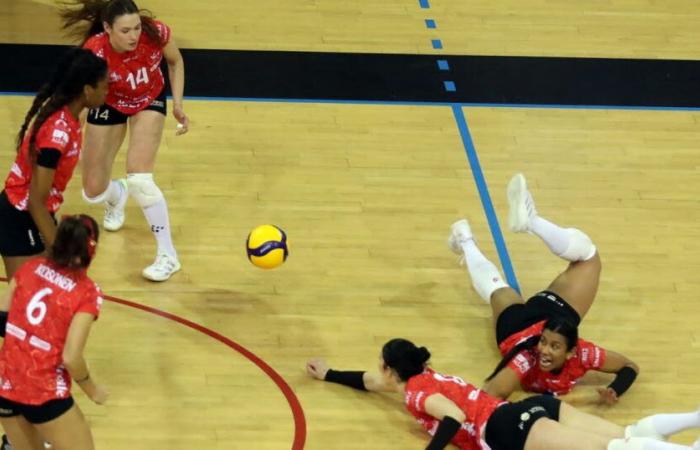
left=3, top=91, right=700, bottom=112
left=451, top=104, right=520, bottom=293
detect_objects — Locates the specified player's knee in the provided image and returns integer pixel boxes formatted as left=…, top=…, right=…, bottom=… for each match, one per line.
left=559, top=228, right=597, bottom=262
left=127, top=173, right=163, bottom=208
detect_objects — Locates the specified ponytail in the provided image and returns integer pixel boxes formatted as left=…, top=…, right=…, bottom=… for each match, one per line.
left=485, top=335, right=539, bottom=381
left=16, top=48, right=107, bottom=162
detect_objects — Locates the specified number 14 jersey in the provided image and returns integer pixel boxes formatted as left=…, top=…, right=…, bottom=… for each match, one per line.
left=83, top=20, right=171, bottom=115
left=0, top=258, right=102, bottom=405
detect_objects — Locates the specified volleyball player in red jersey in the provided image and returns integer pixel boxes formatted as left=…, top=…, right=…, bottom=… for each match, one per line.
left=60, top=0, right=189, bottom=281
left=307, top=339, right=700, bottom=450
left=447, top=173, right=638, bottom=405
left=0, top=215, right=108, bottom=450
left=0, top=48, right=108, bottom=280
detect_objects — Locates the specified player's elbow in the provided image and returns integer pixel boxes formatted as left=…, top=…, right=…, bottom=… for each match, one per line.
left=62, top=348, right=82, bottom=370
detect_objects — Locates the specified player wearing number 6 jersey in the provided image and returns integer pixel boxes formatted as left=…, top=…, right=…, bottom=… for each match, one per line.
left=61, top=0, right=189, bottom=281
left=0, top=215, right=108, bottom=450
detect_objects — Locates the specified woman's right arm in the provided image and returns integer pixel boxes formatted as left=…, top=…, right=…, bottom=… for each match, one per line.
left=63, top=311, right=108, bottom=404
left=306, top=358, right=395, bottom=393
left=27, top=165, right=58, bottom=248
left=482, top=366, right=521, bottom=399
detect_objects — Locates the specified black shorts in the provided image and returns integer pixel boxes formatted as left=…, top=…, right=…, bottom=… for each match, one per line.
left=87, top=89, right=167, bottom=125
left=495, top=291, right=581, bottom=345
left=0, top=191, right=51, bottom=257
left=485, top=395, right=561, bottom=450
left=0, top=396, right=74, bottom=424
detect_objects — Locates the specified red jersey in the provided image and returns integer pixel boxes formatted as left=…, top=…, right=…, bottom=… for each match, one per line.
left=500, top=321, right=607, bottom=395
left=4, top=106, right=82, bottom=213
left=84, top=20, right=171, bottom=114
left=0, top=258, right=102, bottom=405
left=404, top=368, right=506, bottom=450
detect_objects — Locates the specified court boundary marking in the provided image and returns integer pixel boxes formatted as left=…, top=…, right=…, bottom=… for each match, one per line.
left=0, top=277, right=307, bottom=450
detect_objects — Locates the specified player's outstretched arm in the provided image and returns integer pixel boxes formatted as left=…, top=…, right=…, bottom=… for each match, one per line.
left=595, top=349, right=639, bottom=405
left=306, top=358, right=395, bottom=393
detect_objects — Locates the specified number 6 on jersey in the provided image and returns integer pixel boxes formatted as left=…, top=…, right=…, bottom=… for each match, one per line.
left=26, top=288, right=52, bottom=326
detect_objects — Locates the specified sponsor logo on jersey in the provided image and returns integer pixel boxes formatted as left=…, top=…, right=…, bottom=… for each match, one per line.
left=51, top=129, right=69, bottom=146
left=513, top=353, right=532, bottom=373
left=10, top=163, right=22, bottom=178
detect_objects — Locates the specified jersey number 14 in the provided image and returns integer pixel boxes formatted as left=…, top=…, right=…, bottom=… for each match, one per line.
left=126, top=67, right=150, bottom=90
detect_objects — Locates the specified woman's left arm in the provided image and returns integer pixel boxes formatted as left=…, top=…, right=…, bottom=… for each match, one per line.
left=163, top=38, right=189, bottom=135
left=596, top=349, right=639, bottom=404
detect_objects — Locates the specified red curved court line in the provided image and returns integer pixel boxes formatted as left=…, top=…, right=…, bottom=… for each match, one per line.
left=0, top=276, right=306, bottom=450
left=104, top=294, right=307, bottom=450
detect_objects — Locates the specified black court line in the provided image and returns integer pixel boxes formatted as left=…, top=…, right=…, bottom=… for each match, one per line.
left=1, top=44, right=700, bottom=107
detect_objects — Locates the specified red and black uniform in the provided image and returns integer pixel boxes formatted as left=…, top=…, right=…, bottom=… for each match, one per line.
left=0, top=257, right=102, bottom=423
left=84, top=20, right=171, bottom=124
left=405, top=368, right=561, bottom=450
left=494, top=290, right=606, bottom=395
left=0, top=107, right=82, bottom=256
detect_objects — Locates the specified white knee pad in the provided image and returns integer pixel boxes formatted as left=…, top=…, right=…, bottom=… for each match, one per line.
left=559, top=228, right=597, bottom=261
left=625, top=418, right=665, bottom=441
left=127, top=173, right=164, bottom=208
left=608, top=437, right=660, bottom=450
left=82, top=187, right=110, bottom=204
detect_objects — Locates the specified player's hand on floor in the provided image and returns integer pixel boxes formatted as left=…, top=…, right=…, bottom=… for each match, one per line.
left=306, top=358, right=330, bottom=380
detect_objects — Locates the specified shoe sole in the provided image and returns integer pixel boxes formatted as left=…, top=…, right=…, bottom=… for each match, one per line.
left=103, top=219, right=124, bottom=232
left=142, top=263, right=181, bottom=282
left=507, top=173, right=529, bottom=232
left=447, top=219, right=472, bottom=254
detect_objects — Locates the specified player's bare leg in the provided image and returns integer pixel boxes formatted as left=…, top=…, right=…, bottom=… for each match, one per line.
left=507, top=173, right=600, bottom=319
left=81, top=122, right=128, bottom=231
left=126, top=110, right=179, bottom=281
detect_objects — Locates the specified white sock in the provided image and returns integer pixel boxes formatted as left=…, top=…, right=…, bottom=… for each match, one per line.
left=105, top=179, right=126, bottom=205
left=642, top=440, right=693, bottom=450
left=609, top=438, right=693, bottom=450
left=530, top=216, right=596, bottom=262
left=629, top=410, right=700, bottom=438
left=142, top=198, right=177, bottom=259
left=461, top=240, right=509, bottom=303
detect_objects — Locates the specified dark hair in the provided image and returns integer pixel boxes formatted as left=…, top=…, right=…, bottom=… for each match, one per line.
left=16, top=48, right=107, bottom=161
left=382, top=338, right=431, bottom=382
left=485, top=317, right=578, bottom=381
left=49, top=214, right=100, bottom=269
left=60, top=0, right=163, bottom=46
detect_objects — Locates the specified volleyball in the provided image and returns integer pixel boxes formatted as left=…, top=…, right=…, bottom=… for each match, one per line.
left=246, top=224, right=289, bottom=269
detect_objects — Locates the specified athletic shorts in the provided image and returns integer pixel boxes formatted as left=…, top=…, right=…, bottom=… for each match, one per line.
left=495, top=290, right=581, bottom=345
left=0, top=396, right=74, bottom=424
left=0, top=191, right=52, bottom=257
left=87, top=89, right=167, bottom=125
left=485, top=394, right=561, bottom=450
